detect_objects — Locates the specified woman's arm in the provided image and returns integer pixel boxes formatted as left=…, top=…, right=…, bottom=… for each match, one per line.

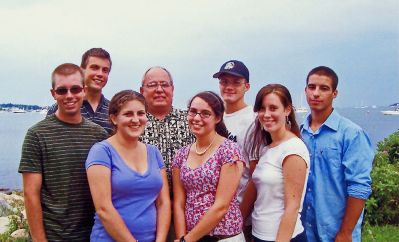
left=87, top=165, right=137, bottom=242
left=183, top=161, right=244, bottom=242
left=172, top=167, right=187, bottom=238
left=275, top=155, right=307, bottom=242
left=155, top=169, right=171, bottom=242
left=240, top=160, right=258, bottom=220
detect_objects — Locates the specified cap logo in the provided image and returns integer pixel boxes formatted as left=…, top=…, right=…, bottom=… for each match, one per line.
left=224, top=61, right=235, bottom=70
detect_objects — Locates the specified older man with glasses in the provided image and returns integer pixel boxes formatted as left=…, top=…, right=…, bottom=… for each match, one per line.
left=140, top=66, right=194, bottom=241
left=140, top=66, right=195, bottom=186
left=19, top=63, right=108, bottom=241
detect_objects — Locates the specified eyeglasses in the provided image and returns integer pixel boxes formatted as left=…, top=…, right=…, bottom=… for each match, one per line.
left=188, top=109, right=212, bottom=119
left=54, top=86, right=84, bottom=95
left=144, top=81, right=172, bottom=90
left=219, top=79, right=246, bottom=87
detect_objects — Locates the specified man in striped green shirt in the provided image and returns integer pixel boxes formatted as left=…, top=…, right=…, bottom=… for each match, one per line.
left=19, top=63, right=108, bottom=241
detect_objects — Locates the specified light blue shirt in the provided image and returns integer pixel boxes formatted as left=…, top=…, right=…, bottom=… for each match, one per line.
left=300, top=110, right=374, bottom=242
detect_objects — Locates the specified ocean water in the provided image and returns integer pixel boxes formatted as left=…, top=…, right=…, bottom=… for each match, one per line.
left=0, top=108, right=398, bottom=190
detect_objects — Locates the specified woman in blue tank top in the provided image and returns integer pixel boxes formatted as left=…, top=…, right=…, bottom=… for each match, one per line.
left=86, top=90, right=171, bottom=242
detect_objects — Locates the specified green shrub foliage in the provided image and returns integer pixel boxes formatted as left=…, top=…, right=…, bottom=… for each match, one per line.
left=365, top=130, right=399, bottom=225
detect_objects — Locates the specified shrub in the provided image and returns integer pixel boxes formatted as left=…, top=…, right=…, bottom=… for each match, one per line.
left=365, top=130, right=399, bottom=225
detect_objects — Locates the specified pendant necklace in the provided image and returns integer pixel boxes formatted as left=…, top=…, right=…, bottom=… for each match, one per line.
left=195, top=134, right=217, bottom=156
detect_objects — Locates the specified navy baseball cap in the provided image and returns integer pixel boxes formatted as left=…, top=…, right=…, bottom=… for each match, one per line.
left=213, top=60, right=249, bottom=82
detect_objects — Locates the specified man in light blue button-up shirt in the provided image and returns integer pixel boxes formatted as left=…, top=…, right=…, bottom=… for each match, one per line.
left=300, top=66, right=374, bottom=242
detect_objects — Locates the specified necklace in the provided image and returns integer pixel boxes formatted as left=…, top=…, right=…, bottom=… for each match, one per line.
left=195, top=134, right=217, bottom=155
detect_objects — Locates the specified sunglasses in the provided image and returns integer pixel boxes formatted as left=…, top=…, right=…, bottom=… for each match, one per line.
left=54, top=86, right=84, bottom=95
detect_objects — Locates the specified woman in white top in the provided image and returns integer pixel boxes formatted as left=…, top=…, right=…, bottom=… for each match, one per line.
left=241, top=84, right=309, bottom=242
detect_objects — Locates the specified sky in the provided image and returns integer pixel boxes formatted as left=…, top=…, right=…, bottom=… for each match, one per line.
left=0, top=0, right=398, bottom=109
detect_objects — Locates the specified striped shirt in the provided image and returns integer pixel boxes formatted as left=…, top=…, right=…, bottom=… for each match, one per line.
left=47, top=94, right=113, bottom=134
left=19, top=114, right=108, bottom=241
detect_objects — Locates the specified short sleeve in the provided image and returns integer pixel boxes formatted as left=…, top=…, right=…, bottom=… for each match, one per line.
left=151, top=145, right=165, bottom=169
left=171, top=146, right=188, bottom=169
left=85, top=142, right=112, bottom=169
left=19, top=129, right=42, bottom=173
left=96, top=127, right=109, bottom=141
left=46, top=103, right=57, bottom=116
left=220, top=140, right=245, bottom=166
left=281, top=138, right=310, bottom=167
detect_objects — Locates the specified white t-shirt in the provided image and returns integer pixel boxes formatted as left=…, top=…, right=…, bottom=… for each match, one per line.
left=252, top=137, right=310, bottom=241
left=224, top=105, right=256, bottom=202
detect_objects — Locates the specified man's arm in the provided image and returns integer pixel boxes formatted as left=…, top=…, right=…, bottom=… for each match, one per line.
left=22, top=172, right=47, bottom=242
left=335, top=197, right=365, bottom=242
left=337, top=128, right=374, bottom=242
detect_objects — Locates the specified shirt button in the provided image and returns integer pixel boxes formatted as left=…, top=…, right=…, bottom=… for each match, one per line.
left=308, top=188, right=312, bottom=192
left=307, top=206, right=310, bottom=210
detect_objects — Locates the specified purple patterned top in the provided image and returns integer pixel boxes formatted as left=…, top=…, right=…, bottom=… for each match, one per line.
left=172, top=139, right=244, bottom=236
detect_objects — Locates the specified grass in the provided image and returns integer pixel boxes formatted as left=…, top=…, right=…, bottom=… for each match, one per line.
left=362, top=225, right=399, bottom=242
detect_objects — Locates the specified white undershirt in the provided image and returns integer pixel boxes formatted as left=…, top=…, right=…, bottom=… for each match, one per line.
left=224, top=105, right=256, bottom=202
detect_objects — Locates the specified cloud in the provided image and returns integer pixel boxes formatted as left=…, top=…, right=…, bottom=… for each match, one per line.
left=0, top=0, right=397, bottom=106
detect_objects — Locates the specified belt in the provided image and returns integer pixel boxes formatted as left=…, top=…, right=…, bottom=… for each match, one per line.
left=198, top=233, right=240, bottom=242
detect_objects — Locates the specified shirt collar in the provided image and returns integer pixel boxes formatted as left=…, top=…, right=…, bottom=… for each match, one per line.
left=82, top=94, right=106, bottom=105
left=147, top=106, right=176, bottom=120
left=301, top=109, right=340, bottom=132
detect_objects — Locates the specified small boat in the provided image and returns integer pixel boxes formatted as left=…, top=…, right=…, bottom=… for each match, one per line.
left=38, top=109, right=48, bottom=114
left=11, top=108, right=27, bottom=113
left=381, top=108, right=399, bottom=115
left=295, top=107, right=308, bottom=113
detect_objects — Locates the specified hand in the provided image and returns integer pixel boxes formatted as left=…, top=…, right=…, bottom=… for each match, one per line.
left=335, top=230, right=352, bottom=242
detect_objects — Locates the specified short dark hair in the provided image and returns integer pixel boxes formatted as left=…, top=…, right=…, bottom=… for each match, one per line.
left=51, top=63, right=84, bottom=88
left=306, top=66, right=339, bottom=90
left=81, top=48, right=112, bottom=69
left=187, top=91, right=229, bottom=138
left=108, top=90, right=146, bottom=134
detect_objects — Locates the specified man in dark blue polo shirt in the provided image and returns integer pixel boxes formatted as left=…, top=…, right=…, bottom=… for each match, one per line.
left=47, top=48, right=113, bottom=134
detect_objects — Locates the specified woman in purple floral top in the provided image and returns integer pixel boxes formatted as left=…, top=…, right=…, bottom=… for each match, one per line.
left=172, top=91, right=245, bottom=242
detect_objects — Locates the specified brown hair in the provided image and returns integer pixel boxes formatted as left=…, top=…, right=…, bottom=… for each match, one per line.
left=187, top=91, right=229, bottom=138
left=245, top=84, right=300, bottom=158
left=81, top=48, right=112, bottom=69
left=51, top=63, right=84, bottom=88
left=108, top=90, right=146, bottom=134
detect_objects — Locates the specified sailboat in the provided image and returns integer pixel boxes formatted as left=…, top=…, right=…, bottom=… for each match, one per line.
left=295, top=94, right=308, bottom=113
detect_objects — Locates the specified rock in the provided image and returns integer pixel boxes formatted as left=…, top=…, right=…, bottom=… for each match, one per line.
left=11, top=228, right=28, bottom=238
left=9, top=194, right=24, bottom=202
left=0, top=216, right=9, bottom=234
left=22, top=209, right=27, bottom=220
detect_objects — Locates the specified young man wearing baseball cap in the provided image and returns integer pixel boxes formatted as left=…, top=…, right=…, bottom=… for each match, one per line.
left=213, top=60, right=256, bottom=242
